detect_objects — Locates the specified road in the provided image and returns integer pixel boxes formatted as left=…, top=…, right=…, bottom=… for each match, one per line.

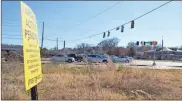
left=125, top=60, right=182, bottom=69
left=41, top=60, right=182, bottom=69
left=131, top=60, right=182, bottom=67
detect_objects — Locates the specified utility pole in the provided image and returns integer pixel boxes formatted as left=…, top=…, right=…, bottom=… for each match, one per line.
left=162, top=36, right=164, bottom=60
left=57, top=38, right=58, bottom=50
left=63, top=40, right=65, bottom=49
left=41, top=22, right=44, bottom=50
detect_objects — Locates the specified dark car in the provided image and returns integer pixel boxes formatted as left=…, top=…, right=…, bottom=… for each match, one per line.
left=67, top=54, right=83, bottom=62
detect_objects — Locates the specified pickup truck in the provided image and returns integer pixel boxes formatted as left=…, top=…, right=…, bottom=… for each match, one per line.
left=67, top=54, right=83, bottom=62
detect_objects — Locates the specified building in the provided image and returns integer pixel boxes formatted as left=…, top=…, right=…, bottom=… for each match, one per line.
left=143, top=47, right=182, bottom=60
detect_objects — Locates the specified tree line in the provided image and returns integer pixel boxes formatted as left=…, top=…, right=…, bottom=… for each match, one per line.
left=3, top=37, right=177, bottom=58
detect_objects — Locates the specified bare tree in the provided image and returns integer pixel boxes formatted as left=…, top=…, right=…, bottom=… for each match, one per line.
left=127, top=41, right=136, bottom=48
left=76, top=43, right=91, bottom=53
left=77, top=43, right=90, bottom=49
left=126, top=42, right=137, bottom=57
left=129, top=47, right=136, bottom=57
left=97, top=37, right=119, bottom=53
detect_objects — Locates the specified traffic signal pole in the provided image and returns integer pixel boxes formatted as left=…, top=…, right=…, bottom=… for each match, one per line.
left=41, top=22, right=44, bottom=50
left=162, top=36, right=164, bottom=60
left=57, top=38, right=58, bottom=50
left=153, top=45, right=156, bottom=66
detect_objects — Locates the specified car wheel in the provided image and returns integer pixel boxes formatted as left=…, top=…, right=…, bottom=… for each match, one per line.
left=103, top=60, right=108, bottom=63
left=77, top=59, right=82, bottom=62
left=68, top=59, right=72, bottom=63
left=125, top=60, right=129, bottom=63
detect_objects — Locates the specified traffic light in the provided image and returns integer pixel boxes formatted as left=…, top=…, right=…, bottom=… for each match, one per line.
left=141, top=41, right=144, bottom=46
left=103, top=32, right=106, bottom=38
left=107, top=31, right=110, bottom=37
left=131, top=20, right=134, bottom=29
left=121, top=25, right=124, bottom=32
left=136, top=41, right=139, bottom=45
left=116, top=27, right=120, bottom=30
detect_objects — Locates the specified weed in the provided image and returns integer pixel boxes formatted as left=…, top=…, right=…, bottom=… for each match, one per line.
left=2, top=62, right=182, bottom=100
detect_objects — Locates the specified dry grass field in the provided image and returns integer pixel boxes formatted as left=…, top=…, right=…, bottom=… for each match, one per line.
left=1, top=61, right=182, bottom=100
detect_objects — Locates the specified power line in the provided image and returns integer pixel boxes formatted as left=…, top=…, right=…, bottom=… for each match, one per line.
left=2, top=22, right=42, bottom=26
left=45, top=38, right=56, bottom=41
left=2, top=2, right=121, bottom=35
left=2, top=2, right=121, bottom=30
left=2, top=24, right=42, bottom=29
left=2, top=34, right=64, bottom=42
left=2, top=34, right=21, bottom=36
left=2, top=1, right=173, bottom=45
left=43, top=38, right=64, bottom=42
left=2, top=19, right=43, bottom=24
left=66, top=0, right=173, bottom=42
left=2, top=37, right=22, bottom=40
left=63, top=2, right=122, bottom=32
left=2, top=37, right=65, bottom=43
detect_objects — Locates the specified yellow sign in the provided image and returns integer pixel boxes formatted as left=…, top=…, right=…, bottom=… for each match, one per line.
left=20, top=1, right=42, bottom=90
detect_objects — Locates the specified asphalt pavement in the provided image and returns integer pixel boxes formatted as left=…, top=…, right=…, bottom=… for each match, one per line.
left=131, top=60, right=182, bottom=67
left=41, top=59, right=182, bottom=69
left=127, top=60, right=182, bottom=69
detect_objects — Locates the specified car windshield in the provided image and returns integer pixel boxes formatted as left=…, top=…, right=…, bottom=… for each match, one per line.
left=67, top=54, right=73, bottom=57
left=119, top=56, right=125, bottom=58
left=57, top=55, right=63, bottom=57
left=112, top=56, right=118, bottom=58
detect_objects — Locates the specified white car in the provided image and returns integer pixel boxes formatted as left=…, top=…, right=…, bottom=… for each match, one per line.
left=179, top=58, right=182, bottom=61
left=51, top=54, right=75, bottom=63
left=86, top=55, right=108, bottom=63
left=122, top=56, right=133, bottom=62
left=111, top=55, right=129, bottom=63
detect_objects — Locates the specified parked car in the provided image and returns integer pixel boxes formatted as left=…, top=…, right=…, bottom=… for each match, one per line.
left=111, top=55, right=129, bottom=63
left=123, top=56, right=133, bottom=62
left=51, top=54, right=75, bottom=63
left=178, top=58, right=182, bottom=61
left=67, top=53, right=83, bottom=62
left=118, top=56, right=131, bottom=63
left=86, top=55, right=108, bottom=63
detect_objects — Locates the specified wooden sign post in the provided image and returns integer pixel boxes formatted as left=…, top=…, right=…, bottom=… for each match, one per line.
left=31, top=85, right=38, bottom=100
